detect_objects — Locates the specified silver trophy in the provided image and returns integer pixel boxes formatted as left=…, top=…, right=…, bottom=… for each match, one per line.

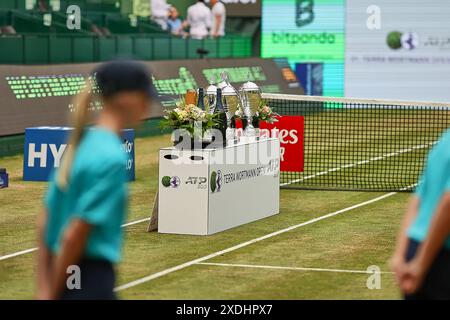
left=216, top=71, right=241, bottom=144
left=240, top=80, right=262, bottom=138
left=222, top=84, right=240, bottom=144
left=205, top=82, right=218, bottom=114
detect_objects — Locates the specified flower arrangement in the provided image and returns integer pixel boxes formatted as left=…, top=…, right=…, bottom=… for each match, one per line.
left=254, top=100, right=279, bottom=124
left=159, top=100, right=223, bottom=138
left=234, top=100, right=279, bottom=125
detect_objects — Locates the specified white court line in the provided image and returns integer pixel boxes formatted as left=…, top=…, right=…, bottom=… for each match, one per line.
left=0, top=248, right=39, bottom=261
left=121, top=217, right=150, bottom=227
left=0, top=217, right=150, bottom=262
left=281, top=142, right=435, bottom=187
left=114, top=192, right=397, bottom=292
left=196, top=262, right=394, bottom=275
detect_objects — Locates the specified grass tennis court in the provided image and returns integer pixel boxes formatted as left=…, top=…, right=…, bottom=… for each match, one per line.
left=0, top=134, right=410, bottom=299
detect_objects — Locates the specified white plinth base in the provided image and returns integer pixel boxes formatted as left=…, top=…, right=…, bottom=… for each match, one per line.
left=158, top=138, right=280, bottom=235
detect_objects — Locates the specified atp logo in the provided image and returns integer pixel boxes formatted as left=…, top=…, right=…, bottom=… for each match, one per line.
left=296, top=0, right=315, bottom=28
left=186, top=177, right=208, bottom=189
left=210, top=170, right=223, bottom=193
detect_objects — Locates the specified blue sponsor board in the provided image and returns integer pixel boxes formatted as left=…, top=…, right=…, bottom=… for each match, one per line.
left=23, top=127, right=135, bottom=182
left=0, top=169, right=8, bottom=188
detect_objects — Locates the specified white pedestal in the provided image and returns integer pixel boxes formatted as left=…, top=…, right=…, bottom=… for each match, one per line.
left=158, top=138, right=280, bottom=235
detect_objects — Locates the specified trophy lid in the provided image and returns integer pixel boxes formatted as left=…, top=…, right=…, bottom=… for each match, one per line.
left=206, top=83, right=218, bottom=95
left=222, top=84, right=238, bottom=96
left=240, top=80, right=260, bottom=92
left=217, top=80, right=227, bottom=90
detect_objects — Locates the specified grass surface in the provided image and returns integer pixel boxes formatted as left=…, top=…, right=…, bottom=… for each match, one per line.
left=0, top=134, right=409, bottom=299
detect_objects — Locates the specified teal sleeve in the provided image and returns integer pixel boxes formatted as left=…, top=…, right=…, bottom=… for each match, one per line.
left=73, top=161, right=125, bottom=226
left=415, top=176, right=425, bottom=199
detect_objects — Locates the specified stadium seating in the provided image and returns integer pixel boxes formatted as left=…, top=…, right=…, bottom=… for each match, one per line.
left=0, top=5, right=256, bottom=64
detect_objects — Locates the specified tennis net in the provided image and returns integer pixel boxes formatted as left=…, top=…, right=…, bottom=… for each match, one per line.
left=262, top=93, right=450, bottom=192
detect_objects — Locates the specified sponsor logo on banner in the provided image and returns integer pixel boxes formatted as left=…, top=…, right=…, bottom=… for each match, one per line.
left=260, top=116, right=305, bottom=172
left=210, top=170, right=223, bottom=193
left=211, top=161, right=280, bottom=194
left=296, top=0, right=315, bottom=27
left=186, top=177, right=208, bottom=189
left=23, top=127, right=135, bottom=181
left=161, top=176, right=181, bottom=188
left=387, top=31, right=420, bottom=50
left=170, top=176, right=181, bottom=188
left=161, top=176, right=171, bottom=188
left=122, top=139, right=135, bottom=171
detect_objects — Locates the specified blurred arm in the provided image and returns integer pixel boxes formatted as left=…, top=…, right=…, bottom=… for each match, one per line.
left=413, top=192, right=450, bottom=273
left=49, top=219, right=91, bottom=299
left=393, top=196, right=420, bottom=260
left=213, top=14, right=222, bottom=36
left=36, top=208, right=51, bottom=299
left=182, top=11, right=191, bottom=29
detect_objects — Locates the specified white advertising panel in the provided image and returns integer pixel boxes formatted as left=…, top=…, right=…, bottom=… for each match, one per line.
left=345, top=0, right=450, bottom=102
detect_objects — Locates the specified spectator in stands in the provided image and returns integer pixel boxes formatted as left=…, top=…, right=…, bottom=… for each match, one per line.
left=0, top=26, right=16, bottom=35
left=210, top=0, right=226, bottom=38
left=38, top=0, right=49, bottom=12
left=167, top=7, right=186, bottom=37
left=151, top=0, right=171, bottom=30
left=183, top=0, right=212, bottom=40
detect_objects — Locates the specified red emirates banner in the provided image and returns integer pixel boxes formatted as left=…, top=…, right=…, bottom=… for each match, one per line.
left=259, top=116, right=305, bottom=172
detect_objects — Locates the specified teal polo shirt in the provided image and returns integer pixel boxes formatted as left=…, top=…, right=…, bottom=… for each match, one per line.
left=44, top=128, right=128, bottom=263
left=408, top=129, right=450, bottom=248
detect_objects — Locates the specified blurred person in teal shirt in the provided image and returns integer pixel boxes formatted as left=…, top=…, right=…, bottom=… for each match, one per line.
left=36, top=60, right=157, bottom=300
left=392, top=129, right=450, bottom=299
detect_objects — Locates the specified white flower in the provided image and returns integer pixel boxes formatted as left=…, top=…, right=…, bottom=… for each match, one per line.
left=178, top=110, right=189, bottom=120
left=190, top=106, right=205, bottom=120
left=198, top=111, right=207, bottom=122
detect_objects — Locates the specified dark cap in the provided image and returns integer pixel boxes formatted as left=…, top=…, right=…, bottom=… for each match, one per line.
left=93, top=60, right=159, bottom=99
